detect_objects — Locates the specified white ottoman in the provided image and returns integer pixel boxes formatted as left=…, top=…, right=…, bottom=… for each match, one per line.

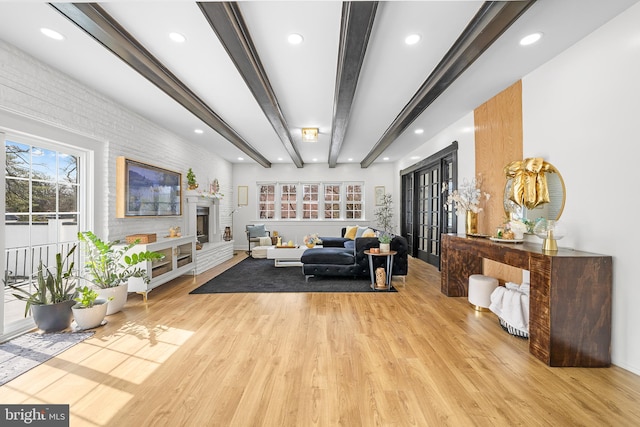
left=251, top=245, right=271, bottom=259
left=468, top=274, right=499, bottom=312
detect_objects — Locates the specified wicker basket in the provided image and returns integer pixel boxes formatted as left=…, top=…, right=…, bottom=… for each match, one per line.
left=498, top=318, right=529, bottom=339
left=125, top=233, right=157, bottom=244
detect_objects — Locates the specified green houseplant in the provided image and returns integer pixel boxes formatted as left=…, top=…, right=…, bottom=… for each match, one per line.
left=374, top=193, right=394, bottom=253
left=77, top=231, right=164, bottom=315
left=186, top=168, right=198, bottom=190
left=72, top=285, right=109, bottom=330
left=377, top=232, right=392, bottom=253
left=8, top=245, right=78, bottom=332
left=374, top=193, right=394, bottom=234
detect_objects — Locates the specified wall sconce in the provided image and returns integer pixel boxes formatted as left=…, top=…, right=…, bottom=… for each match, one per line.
left=301, top=128, right=319, bottom=142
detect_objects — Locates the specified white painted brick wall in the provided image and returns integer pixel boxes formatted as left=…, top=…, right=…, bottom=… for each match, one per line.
left=0, top=40, right=233, bottom=245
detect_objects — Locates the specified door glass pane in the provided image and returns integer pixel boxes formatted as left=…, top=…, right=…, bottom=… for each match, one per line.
left=4, top=137, right=83, bottom=335
left=31, top=146, right=57, bottom=181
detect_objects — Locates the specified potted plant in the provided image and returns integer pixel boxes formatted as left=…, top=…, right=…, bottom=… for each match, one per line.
left=374, top=193, right=394, bottom=234
left=186, top=168, right=198, bottom=190
left=7, top=245, right=78, bottom=332
left=377, top=232, right=392, bottom=253
left=77, top=231, right=164, bottom=315
left=72, top=285, right=109, bottom=330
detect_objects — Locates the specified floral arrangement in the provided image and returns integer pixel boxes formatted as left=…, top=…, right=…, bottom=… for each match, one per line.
left=508, top=219, right=528, bottom=238
left=197, top=179, right=224, bottom=199
left=303, top=233, right=322, bottom=245
left=444, top=176, right=490, bottom=216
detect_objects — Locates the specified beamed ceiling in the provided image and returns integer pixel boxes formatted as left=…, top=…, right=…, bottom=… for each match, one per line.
left=0, top=1, right=637, bottom=168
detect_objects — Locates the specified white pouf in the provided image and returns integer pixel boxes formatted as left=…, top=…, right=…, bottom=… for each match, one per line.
left=468, top=274, right=499, bottom=311
left=251, top=245, right=270, bottom=259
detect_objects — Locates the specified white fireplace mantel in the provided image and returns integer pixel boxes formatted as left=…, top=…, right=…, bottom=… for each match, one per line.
left=185, top=193, right=220, bottom=244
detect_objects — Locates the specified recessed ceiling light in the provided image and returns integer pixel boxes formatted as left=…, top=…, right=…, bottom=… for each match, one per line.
left=312, top=158, right=318, bottom=162
left=348, top=158, right=353, bottom=162
left=169, top=32, right=186, bottom=43
left=277, top=157, right=283, bottom=161
left=40, top=28, right=64, bottom=41
left=237, top=157, right=244, bottom=161
left=405, top=34, right=421, bottom=45
left=520, top=32, right=543, bottom=46
left=383, top=157, right=390, bottom=161
left=411, top=156, right=421, bottom=160
left=414, top=129, right=424, bottom=135
left=194, top=129, right=203, bottom=134
left=288, top=33, right=304, bottom=45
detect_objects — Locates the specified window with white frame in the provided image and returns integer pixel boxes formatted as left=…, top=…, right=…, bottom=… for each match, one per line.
left=302, top=183, right=319, bottom=219
left=280, top=184, right=297, bottom=219
left=258, top=184, right=275, bottom=219
left=324, top=184, right=341, bottom=219
left=256, top=181, right=364, bottom=220
left=345, top=183, right=363, bottom=219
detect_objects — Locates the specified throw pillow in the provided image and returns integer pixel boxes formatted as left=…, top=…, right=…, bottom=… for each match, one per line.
left=248, top=224, right=266, bottom=238
left=355, top=226, right=369, bottom=238
left=362, top=229, right=376, bottom=238
left=344, top=226, right=358, bottom=240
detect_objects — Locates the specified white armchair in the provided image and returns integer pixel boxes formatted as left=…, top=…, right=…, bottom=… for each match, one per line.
left=246, top=224, right=271, bottom=255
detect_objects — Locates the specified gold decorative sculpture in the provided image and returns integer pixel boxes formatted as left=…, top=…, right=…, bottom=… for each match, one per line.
left=504, top=158, right=557, bottom=209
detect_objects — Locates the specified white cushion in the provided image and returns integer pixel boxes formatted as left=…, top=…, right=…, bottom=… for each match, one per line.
left=258, top=236, right=272, bottom=246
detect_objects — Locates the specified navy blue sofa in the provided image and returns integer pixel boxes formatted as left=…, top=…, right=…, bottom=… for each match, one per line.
left=301, top=227, right=408, bottom=279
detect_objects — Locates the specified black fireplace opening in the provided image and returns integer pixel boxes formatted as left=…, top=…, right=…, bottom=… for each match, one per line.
left=196, top=206, right=209, bottom=244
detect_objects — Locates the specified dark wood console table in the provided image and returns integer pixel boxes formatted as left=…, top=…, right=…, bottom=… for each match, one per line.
left=441, top=234, right=612, bottom=367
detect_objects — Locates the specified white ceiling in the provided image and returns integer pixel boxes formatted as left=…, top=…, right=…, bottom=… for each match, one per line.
left=0, top=1, right=637, bottom=167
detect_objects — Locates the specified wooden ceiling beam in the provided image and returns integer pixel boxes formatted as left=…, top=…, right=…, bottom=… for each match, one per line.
left=198, top=2, right=304, bottom=168
left=328, top=1, right=378, bottom=168
left=360, top=0, right=536, bottom=168
left=51, top=2, right=271, bottom=168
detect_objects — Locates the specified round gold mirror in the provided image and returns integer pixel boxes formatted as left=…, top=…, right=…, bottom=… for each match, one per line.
left=503, top=161, right=566, bottom=222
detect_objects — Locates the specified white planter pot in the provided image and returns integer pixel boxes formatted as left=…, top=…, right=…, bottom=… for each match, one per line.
left=97, top=283, right=128, bottom=315
left=72, top=299, right=108, bottom=330
left=379, top=243, right=391, bottom=253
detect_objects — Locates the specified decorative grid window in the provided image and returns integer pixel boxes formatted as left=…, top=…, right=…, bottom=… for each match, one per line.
left=324, top=184, right=341, bottom=219
left=258, top=184, right=275, bottom=219
left=256, top=181, right=364, bottom=220
left=280, top=184, right=297, bottom=219
left=5, top=140, right=80, bottom=224
left=302, top=184, right=319, bottom=219
left=345, top=183, right=363, bottom=219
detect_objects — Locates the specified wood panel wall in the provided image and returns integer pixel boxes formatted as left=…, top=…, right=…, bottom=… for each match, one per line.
left=474, top=80, right=523, bottom=283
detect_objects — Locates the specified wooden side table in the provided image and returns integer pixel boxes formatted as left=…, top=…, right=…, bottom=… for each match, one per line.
left=364, top=250, right=397, bottom=291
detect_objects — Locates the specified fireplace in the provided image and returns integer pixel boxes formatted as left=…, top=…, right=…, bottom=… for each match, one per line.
left=196, top=206, right=210, bottom=243
left=185, top=195, right=220, bottom=248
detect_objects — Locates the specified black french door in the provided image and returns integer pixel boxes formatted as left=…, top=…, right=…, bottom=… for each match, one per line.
left=401, top=143, right=457, bottom=268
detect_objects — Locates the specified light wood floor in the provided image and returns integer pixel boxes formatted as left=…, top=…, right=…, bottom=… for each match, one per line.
left=2, top=253, right=640, bottom=426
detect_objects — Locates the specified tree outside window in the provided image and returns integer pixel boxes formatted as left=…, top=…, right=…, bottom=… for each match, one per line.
left=280, top=184, right=297, bottom=219
left=302, top=184, right=319, bottom=219
left=324, top=184, right=341, bottom=219
left=345, top=183, right=363, bottom=219
left=258, top=184, right=275, bottom=219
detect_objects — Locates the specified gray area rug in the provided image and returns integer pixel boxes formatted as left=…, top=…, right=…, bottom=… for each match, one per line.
left=191, top=257, right=397, bottom=294
left=0, top=331, right=94, bottom=386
